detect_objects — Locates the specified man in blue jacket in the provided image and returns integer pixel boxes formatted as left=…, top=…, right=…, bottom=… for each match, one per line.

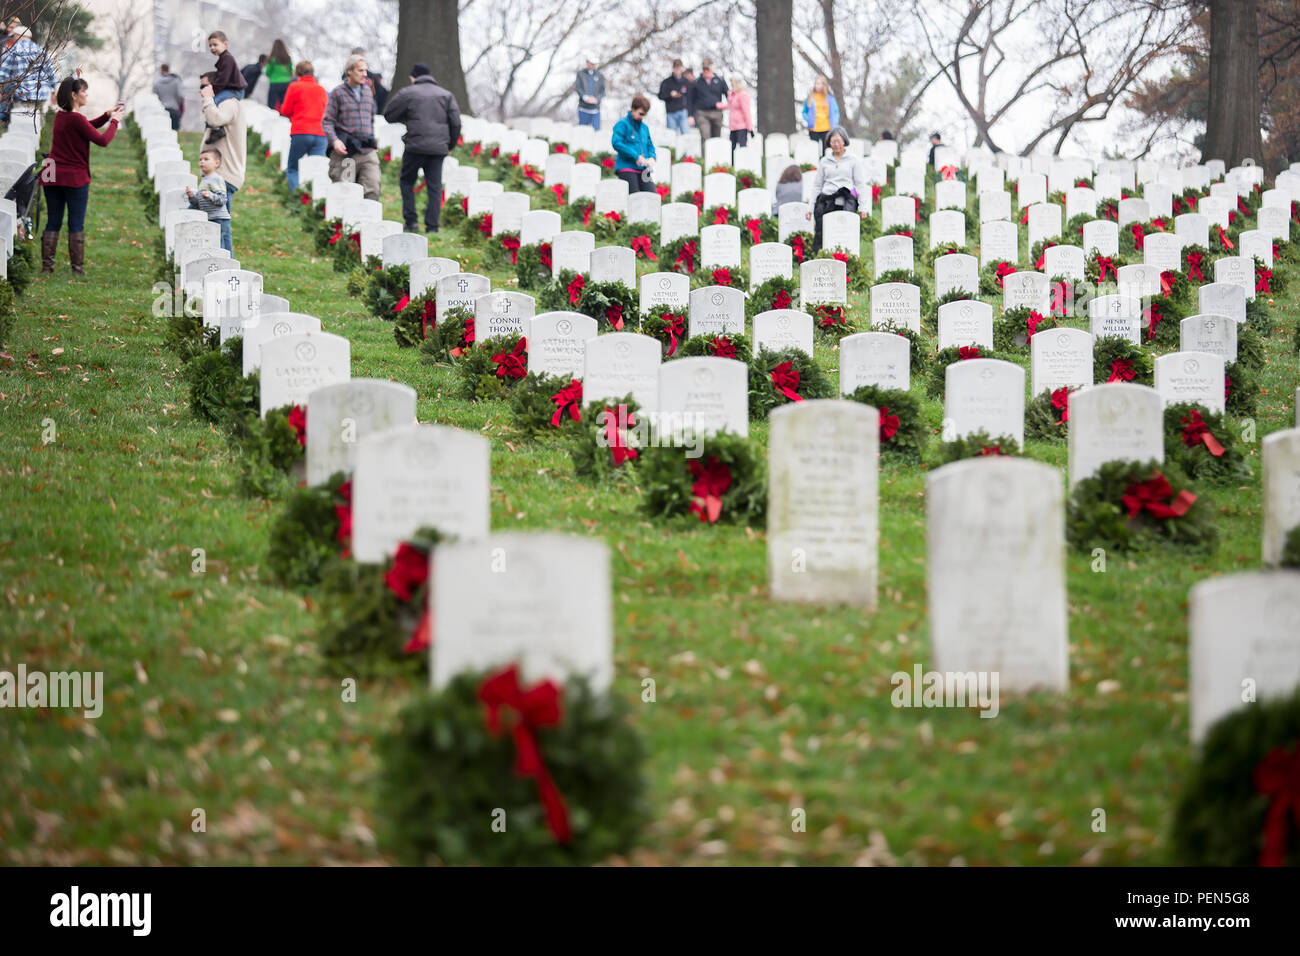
left=610, top=95, right=656, bottom=193
left=574, top=58, right=605, bottom=130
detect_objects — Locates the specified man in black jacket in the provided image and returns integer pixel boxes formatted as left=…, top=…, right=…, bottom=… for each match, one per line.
left=658, top=59, right=689, bottom=135
left=690, top=59, right=728, bottom=140
left=383, top=63, right=462, bottom=233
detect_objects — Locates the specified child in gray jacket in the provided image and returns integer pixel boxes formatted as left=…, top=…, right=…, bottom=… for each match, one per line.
left=187, top=148, right=232, bottom=253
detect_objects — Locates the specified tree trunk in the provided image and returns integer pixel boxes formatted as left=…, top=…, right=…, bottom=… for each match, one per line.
left=1203, top=0, right=1262, bottom=167
left=395, top=0, right=471, bottom=115
left=755, top=0, right=794, bottom=134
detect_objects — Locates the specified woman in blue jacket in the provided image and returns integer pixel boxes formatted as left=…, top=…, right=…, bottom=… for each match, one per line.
left=801, top=76, right=840, bottom=154
left=611, top=94, right=657, bottom=193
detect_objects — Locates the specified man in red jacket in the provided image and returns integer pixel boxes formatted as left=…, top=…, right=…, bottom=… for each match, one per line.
left=278, top=61, right=328, bottom=191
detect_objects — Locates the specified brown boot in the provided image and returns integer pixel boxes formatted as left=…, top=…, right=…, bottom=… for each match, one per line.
left=68, top=232, right=85, bottom=276
left=41, top=231, right=57, bottom=273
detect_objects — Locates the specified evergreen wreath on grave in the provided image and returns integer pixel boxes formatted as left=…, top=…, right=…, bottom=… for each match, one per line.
left=515, top=242, right=553, bottom=290
left=707, top=163, right=733, bottom=175
left=676, top=332, right=753, bottom=364
left=1162, top=403, right=1250, bottom=485
left=1237, top=323, right=1265, bottom=372
left=1066, top=459, right=1218, bottom=555
left=537, top=268, right=589, bottom=312
left=1084, top=251, right=1126, bottom=285
left=1028, top=237, right=1061, bottom=271
left=509, top=373, right=585, bottom=440
left=660, top=236, right=699, bottom=274
left=442, top=194, right=469, bottom=229
left=745, top=276, right=798, bottom=319
left=993, top=306, right=1058, bottom=351
left=816, top=249, right=870, bottom=291
left=691, top=265, right=749, bottom=290
left=748, top=347, right=835, bottom=418
left=845, top=384, right=927, bottom=463
left=641, top=307, right=689, bottom=357
left=455, top=333, right=528, bottom=401
left=923, top=288, right=973, bottom=334
left=564, top=197, right=596, bottom=228
left=1142, top=293, right=1185, bottom=348
left=638, top=432, right=766, bottom=526
left=314, top=216, right=344, bottom=254
left=485, top=230, right=523, bottom=269
left=163, top=309, right=219, bottom=364
left=460, top=212, right=494, bottom=245
left=881, top=223, right=915, bottom=239
left=787, top=231, right=814, bottom=265
left=628, top=226, right=661, bottom=261
left=979, top=260, right=1018, bottom=296
left=363, top=264, right=410, bottom=320
left=1171, top=689, right=1300, bottom=866
left=1046, top=275, right=1078, bottom=317
left=740, top=213, right=777, bottom=245
left=182, top=336, right=259, bottom=430
left=674, top=189, right=704, bottom=211
left=858, top=213, right=882, bottom=242
left=419, top=306, right=476, bottom=365
left=1093, top=336, right=1154, bottom=386
left=566, top=396, right=643, bottom=481
left=934, top=429, right=1022, bottom=465
left=534, top=183, right=565, bottom=212
left=378, top=667, right=647, bottom=866
left=1245, top=295, right=1272, bottom=337
left=1255, top=254, right=1286, bottom=295
left=924, top=242, right=965, bottom=269
left=924, top=345, right=1018, bottom=400
left=1224, top=360, right=1258, bottom=418
left=346, top=264, right=370, bottom=298
left=393, top=291, right=439, bottom=348
left=332, top=228, right=363, bottom=272
left=873, top=324, right=929, bottom=377
left=703, top=203, right=735, bottom=227
left=811, top=302, right=856, bottom=339
left=736, top=170, right=764, bottom=190
left=593, top=151, right=616, bottom=172
left=578, top=280, right=641, bottom=332
left=234, top=404, right=307, bottom=499
left=1283, top=527, right=1300, bottom=569
left=592, top=210, right=627, bottom=242
left=1157, top=268, right=1194, bottom=308
left=315, top=528, right=443, bottom=675
left=266, top=472, right=352, bottom=589
left=1209, top=222, right=1237, bottom=255
left=1024, top=386, right=1075, bottom=443
left=1064, top=213, right=1092, bottom=240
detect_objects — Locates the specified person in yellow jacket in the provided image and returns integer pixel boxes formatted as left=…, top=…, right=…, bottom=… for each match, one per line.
left=801, top=76, right=840, bottom=155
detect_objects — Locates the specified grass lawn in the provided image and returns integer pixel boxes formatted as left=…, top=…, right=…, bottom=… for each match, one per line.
left=1, top=123, right=1297, bottom=865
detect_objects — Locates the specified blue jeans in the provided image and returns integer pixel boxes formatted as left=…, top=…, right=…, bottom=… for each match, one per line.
left=666, top=109, right=689, bottom=135
left=578, top=109, right=600, bottom=131
left=286, top=134, right=327, bottom=191
left=218, top=218, right=232, bottom=254
left=213, top=88, right=245, bottom=105
left=43, top=184, right=89, bottom=233
left=225, top=181, right=238, bottom=213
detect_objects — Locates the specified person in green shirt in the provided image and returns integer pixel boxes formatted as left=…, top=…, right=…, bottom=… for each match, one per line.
left=265, top=39, right=294, bottom=110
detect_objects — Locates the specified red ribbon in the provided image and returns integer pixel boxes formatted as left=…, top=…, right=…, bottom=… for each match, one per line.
left=510, top=152, right=521, bottom=167
left=334, top=481, right=353, bottom=558
left=327, top=222, right=342, bottom=244
left=630, top=234, right=658, bottom=260
left=710, top=336, right=737, bottom=359
left=579, top=202, right=593, bottom=227
left=524, top=164, right=543, bottom=185
left=539, top=243, right=552, bottom=270
left=711, top=267, right=732, bottom=287
left=601, top=156, right=615, bottom=171
left=477, top=665, right=572, bottom=845
left=384, top=541, right=430, bottom=602
left=1216, top=225, right=1234, bottom=250
left=659, top=313, right=684, bottom=356
left=492, top=338, right=528, bottom=379
left=1144, top=301, right=1162, bottom=342
left=550, top=184, right=566, bottom=206
left=1121, top=472, right=1196, bottom=520
left=1107, top=358, right=1135, bottom=383
left=1180, top=409, right=1225, bottom=457
left=712, top=206, right=730, bottom=225
left=688, top=455, right=731, bottom=524
left=477, top=214, right=493, bottom=237
left=393, top=293, right=410, bottom=313
left=550, top=380, right=583, bottom=427
left=1050, top=387, right=1070, bottom=424
left=420, top=299, right=437, bottom=338
left=744, top=218, right=762, bottom=244
left=1256, top=266, right=1272, bottom=294
left=1027, top=310, right=1046, bottom=339
left=771, top=360, right=803, bottom=402
left=815, top=305, right=845, bottom=328
left=871, top=184, right=881, bottom=205
left=449, top=317, right=475, bottom=358
left=288, top=405, right=307, bottom=446
left=470, top=142, right=481, bottom=156
left=605, top=303, right=624, bottom=330
left=790, top=234, right=806, bottom=263
left=979, top=445, right=1004, bottom=457
left=349, top=232, right=361, bottom=253
left=1050, top=280, right=1068, bottom=316
left=300, top=192, right=311, bottom=205
left=690, top=190, right=703, bottom=210
left=940, top=164, right=957, bottom=181
left=1237, top=195, right=1251, bottom=216
left=772, top=288, right=792, bottom=310
left=501, top=234, right=521, bottom=264
left=655, top=184, right=670, bottom=201
left=603, top=210, right=622, bottom=224
left=995, top=261, right=1015, bottom=289
left=958, top=345, right=981, bottom=360
left=553, top=143, right=567, bottom=154
left=1020, top=207, right=1029, bottom=226
left=403, top=610, right=432, bottom=654
left=567, top=274, right=585, bottom=306
left=1255, top=741, right=1300, bottom=866
left=1130, top=222, right=1145, bottom=251
left=1151, top=216, right=1168, bottom=232
left=1095, top=255, right=1116, bottom=280
left=1160, top=270, right=1177, bottom=297
left=604, top=405, right=638, bottom=466
left=673, top=240, right=697, bottom=274
left=879, top=406, right=899, bottom=442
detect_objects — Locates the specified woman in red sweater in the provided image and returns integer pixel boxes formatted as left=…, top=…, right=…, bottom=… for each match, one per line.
left=278, top=61, right=328, bottom=192
left=42, top=77, right=122, bottom=276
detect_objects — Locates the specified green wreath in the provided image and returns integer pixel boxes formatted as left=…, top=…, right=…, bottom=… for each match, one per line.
left=979, top=260, right=1017, bottom=296
left=515, top=242, right=553, bottom=290
left=934, top=429, right=1022, bottom=466
left=460, top=212, right=494, bottom=245
left=419, top=306, right=476, bottom=365
left=1237, top=323, right=1265, bottom=372
left=536, top=268, right=588, bottom=313
left=1142, top=293, right=1185, bottom=349
left=1066, top=459, right=1218, bottom=555
left=393, top=291, right=438, bottom=348
left=1171, top=689, right=1300, bottom=866
left=483, top=230, right=522, bottom=270
left=565, top=396, right=643, bottom=482
left=924, top=345, right=1020, bottom=400
left=745, top=276, right=799, bottom=320
left=642, top=307, right=690, bottom=358
left=234, top=403, right=306, bottom=498
left=1157, top=268, right=1195, bottom=308
left=441, top=195, right=468, bottom=229
left=660, top=235, right=700, bottom=275
left=1163, top=402, right=1250, bottom=484
left=787, top=231, right=814, bottom=266
left=591, top=211, right=627, bottom=243
left=563, top=198, right=596, bottom=229
left=1084, top=252, right=1128, bottom=286
left=332, top=229, right=362, bottom=273
left=1245, top=295, right=1272, bottom=337
left=1255, top=254, right=1287, bottom=295
left=702, top=204, right=736, bottom=228
left=509, top=372, right=586, bottom=440
left=378, top=669, right=647, bottom=866
left=1093, top=335, right=1154, bottom=386
left=266, top=471, right=350, bottom=590
left=675, top=332, right=753, bottom=364
left=455, top=333, right=528, bottom=401
left=738, top=213, right=777, bottom=245
left=164, top=309, right=219, bottom=364
left=182, top=336, right=259, bottom=431
left=1024, top=387, right=1074, bottom=444
left=364, top=264, right=411, bottom=320
left=638, top=432, right=766, bottom=527
left=816, top=249, right=870, bottom=291
left=810, top=302, right=857, bottom=340
left=314, top=216, right=344, bottom=254
left=993, top=306, right=1058, bottom=351
left=924, top=243, right=967, bottom=269
left=1224, top=360, right=1258, bottom=418
left=691, top=265, right=749, bottom=291
left=1028, top=236, right=1061, bottom=269
left=845, top=384, right=927, bottom=463
left=748, top=346, right=835, bottom=418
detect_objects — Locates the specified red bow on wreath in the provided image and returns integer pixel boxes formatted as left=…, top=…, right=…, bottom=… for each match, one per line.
left=348, top=232, right=361, bottom=254
left=493, top=338, right=528, bottom=379
left=630, top=235, right=657, bottom=260
left=1144, top=301, right=1163, bottom=342
left=550, top=380, right=583, bottom=427
left=871, top=184, right=881, bottom=205
left=1121, top=472, right=1196, bottom=520
left=603, top=210, right=622, bottom=224
left=1050, top=280, right=1069, bottom=316
left=1256, top=265, right=1273, bottom=294
left=477, top=215, right=493, bottom=237
left=710, top=336, right=736, bottom=359
left=979, top=444, right=1005, bottom=457
left=744, top=218, right=762, bottom=244
left=335, top=481, right=353, bottom=558
left=940, top=164, right=957, bottom=181
left=771, top=361, right=803, bottom=402
left=392, top=294, right=410, bottom=313
left=327, top=222, right=343, bottom=244
left=1255, top=740, right=1300, bottom=867
left=604, top=405, right=638, bottom=466
left=711, top=267, right=733, bottom=286
left=567, top=273, right=585, bottom=306
left=772, top=288, right=792, bottom=310
left=509, top=152, right=521, bottom=167
left=449, top=317, right=475, bottom=358
left=524, top=164, right=544, bottom=185
left=300, top=192, right=311, bottom=205
left=288, top=405, right=307, bottom=446
left=660, top=313, right=685, bottom=356
left=1160, top=270, right=1178, bottom=297
left=790, top=234, right=807, bottom=263
left=1095, top=255, right=1116, bottom=281
left=879, top=406, right=900, bottom=442
left=688, top=455, right=732, bottom=524
left=1237, top=195, right=1251, bottom=216
left=1107, top=358, right=1135, bottom=383
left=385, top=541, right=429, bottom=602
left=995, top=261, right=1016, bottom=288
left=1216, top=225, right=1234, bottom=250
left=958, top=345, right=981, bottom=360
left=1151, top=216, right=1168, bottom=232
left=690, top=190, right=704, bottom=210
left=501, top=234, right=521, bottom=265
left=1050, top=387, right=1070, bottom=424
left=552, top=143, right=567, bottom=154
left=478, top=664, right=572, bottom=845
left=656, top=184, right=670, bottom=201
left=712, top=206, right=730, bottom=225
left=420, top=299, right=437, bottom=338
left=815, top=304, right=845, bottom=328
left=1130, top=223, right=1145, bottom=251
left=673, top=240, right=698, bottom=274
left=1027, top=309, right=1045, bottom=339
left=1180, top=408, right=1225, bottom=457
left=539, top=242, right=552, bottom=270
left=550, top=184, right=566, bottom=206
left=461, top=196, right=469, bottom=215
left=579, top=202, right=593, bottom=227
left=470, top=142, right=481, bottom=156
left=605, top=303, right=625, bottom=330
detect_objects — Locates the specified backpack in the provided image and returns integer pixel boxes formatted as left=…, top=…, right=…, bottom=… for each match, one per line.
left=5, top=157, right=41, bottom=219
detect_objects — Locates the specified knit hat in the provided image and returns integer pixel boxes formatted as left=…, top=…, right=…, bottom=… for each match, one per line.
left=411, top=63, right=431, bottom=78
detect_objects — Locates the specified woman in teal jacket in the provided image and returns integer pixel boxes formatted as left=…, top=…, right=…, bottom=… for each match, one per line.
left=611, top=94, right=657, bottom=193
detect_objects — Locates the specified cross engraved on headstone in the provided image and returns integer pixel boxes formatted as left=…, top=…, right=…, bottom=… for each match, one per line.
left=228, top=275, right=240, bottom=291
left=501, top=298, right=512, bottom=313
left=457, top=278, right=469, bottom=293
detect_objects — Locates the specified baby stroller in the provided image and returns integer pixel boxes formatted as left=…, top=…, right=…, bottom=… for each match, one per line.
left=5, top=155, right=43, bottom=239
